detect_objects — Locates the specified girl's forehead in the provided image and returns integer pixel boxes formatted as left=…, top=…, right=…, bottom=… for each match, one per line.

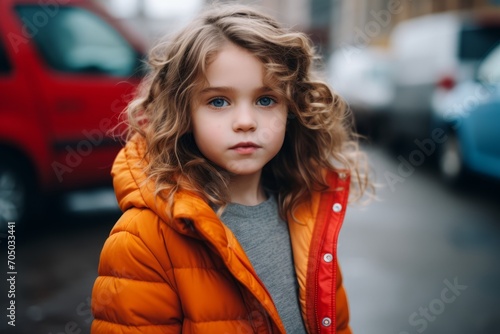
left=202, top=44, right=282, bottom=87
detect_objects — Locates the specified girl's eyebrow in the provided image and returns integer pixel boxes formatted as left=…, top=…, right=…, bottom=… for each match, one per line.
left=199, top=86, right=235, bottom=94
left=199, top=86, right=277, bottom=95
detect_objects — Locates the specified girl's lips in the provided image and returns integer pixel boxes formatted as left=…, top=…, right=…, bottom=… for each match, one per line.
left=229, top=142, right=261, bottom=154
left=229, top=142, right=260, bottom=148
left=232, top=146, right=259, bottom=154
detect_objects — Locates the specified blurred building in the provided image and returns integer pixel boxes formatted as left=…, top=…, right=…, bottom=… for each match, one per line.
left=331, top=0, right=500, bottom=51
left=95, top=0, right=500, bottom=54
left=95, top=0, right=335, bottom=55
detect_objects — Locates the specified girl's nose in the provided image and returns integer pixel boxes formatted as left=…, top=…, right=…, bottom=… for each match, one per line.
left=232, top=104, right=257, bottom=132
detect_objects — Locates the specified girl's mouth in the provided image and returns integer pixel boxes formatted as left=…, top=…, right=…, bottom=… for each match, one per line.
left=230, top=142, right=261, bottom=154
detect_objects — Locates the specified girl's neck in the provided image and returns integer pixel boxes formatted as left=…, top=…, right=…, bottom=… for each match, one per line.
left=228, top=172, right=267, bottom=206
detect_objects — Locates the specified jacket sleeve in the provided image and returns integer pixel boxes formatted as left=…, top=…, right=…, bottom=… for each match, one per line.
left=91, top=210, right=182, bottom=334
left=336, top=261, right=352, bottom=334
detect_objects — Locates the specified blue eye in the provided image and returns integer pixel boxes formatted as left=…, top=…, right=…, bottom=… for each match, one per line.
left=257, top=96, right=276, bottom=106
left=209, top=98, right=229, bottom=108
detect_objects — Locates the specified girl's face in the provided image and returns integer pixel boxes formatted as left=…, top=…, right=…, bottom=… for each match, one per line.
left=191, top=43, right=287, bottom=178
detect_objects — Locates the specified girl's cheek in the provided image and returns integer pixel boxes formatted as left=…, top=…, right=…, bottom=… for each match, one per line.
left=268, top=112, right=287, bottom=132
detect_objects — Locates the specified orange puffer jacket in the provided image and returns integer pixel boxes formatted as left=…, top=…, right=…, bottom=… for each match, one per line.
left=91, top=135, right=352, bottom=334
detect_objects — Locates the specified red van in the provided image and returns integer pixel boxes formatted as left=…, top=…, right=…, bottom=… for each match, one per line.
left=0, top=0, right=146, bottom=229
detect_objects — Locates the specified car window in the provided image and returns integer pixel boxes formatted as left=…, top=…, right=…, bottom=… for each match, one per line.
left=15, top=5, right=139, bottom=77
left=0, top=39, right=12, bottom=74
left=477, top=43, right=500, bottom=84
left=458, top=26, right=500, bottom=61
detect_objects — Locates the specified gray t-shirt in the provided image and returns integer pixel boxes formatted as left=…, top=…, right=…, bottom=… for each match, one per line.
left=220, top=194, right=307, bottom=334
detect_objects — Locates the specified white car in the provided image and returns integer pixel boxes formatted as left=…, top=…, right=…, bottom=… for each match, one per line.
left=430, top=42, right=500, bottom=185
left=385, top=10, right=500, bottom=149
left=327, top=46, right=394, bottom=140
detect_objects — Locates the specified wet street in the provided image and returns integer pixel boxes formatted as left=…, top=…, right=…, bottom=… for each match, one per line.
left=340, top=144, right=500, bottom=334
left=2, top=143, right=500, bottom=334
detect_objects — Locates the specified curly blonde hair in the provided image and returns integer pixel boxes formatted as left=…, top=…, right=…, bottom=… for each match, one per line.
left=124, top=4, right=372, bottom=219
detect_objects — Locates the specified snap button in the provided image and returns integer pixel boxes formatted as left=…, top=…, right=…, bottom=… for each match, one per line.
left=322, top=317, right=332, bottom=327
left=338, top=172, right=347, bottom=180
left=323, top=253, right=333, bottom=263
left=332, top=203, right=342, bottom=213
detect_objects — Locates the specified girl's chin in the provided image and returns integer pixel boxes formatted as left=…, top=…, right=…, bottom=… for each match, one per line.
left=224, top=165, right=264, bottom=177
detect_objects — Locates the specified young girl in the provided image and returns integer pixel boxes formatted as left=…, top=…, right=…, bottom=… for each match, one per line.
left=91, top=4, right=371, bottom=334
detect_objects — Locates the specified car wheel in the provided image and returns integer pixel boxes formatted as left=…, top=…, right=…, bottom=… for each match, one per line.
left=438, top=131, right=466, bottom=185
left=0, top=156, right=35, bottom=232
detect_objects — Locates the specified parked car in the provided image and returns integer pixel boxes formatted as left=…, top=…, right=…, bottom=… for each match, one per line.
left=385, top=9, right=500, bottom=151
left=327, top=46, right=394, bottom=141
left=430, top=41, right=500, bottom=184
left=0, top=0, right=146, bottom=230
